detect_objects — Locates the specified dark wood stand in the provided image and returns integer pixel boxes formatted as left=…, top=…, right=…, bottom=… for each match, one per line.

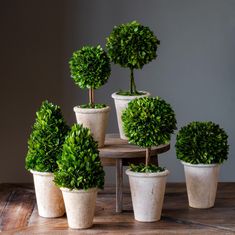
left=99, top=134, right=170, bottom=212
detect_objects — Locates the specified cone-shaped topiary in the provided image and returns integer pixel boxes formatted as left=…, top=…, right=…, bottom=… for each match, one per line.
left=25, top=100, right=69, bottom=172
left=106, top=21, right=160, bottom=95
left=175, top=121, right=229, bottom=164
left=54, top=124, right=105, bottom=190
left=122, top=96, right=177, bottom=172
left=69, top=45, right=111, bottom=108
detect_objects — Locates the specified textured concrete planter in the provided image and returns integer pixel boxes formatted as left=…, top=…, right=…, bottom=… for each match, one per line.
left=182, top=161, right=220, bottom=209
left=111, top=91, right=150, bottom=140
left=61, top=187, right=98, bottom=229
left=30, top=170, right=65, bottom=218
left=73, top=106, right=110, bottom=147
left=126, top=169, right=169, bottom=222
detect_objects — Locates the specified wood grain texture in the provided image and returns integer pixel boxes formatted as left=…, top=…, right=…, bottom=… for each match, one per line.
left=0, top=183, right=235, bottom=234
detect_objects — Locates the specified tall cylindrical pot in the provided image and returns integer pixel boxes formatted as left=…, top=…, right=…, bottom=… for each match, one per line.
left=73, top=106, right=110, bottom=147
left=111, top=91, right=150, bottom=140
left=126, top=169, right=169, bottom=222
left=182, top=161, right=220, bottom=209
left=31, top=170, right=65, bottom=218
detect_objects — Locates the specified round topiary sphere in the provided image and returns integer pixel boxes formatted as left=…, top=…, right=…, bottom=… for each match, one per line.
left=122, top=97, right=177, bottom=148
left=25, top=100, right=69, bottom=172
left=175, top=121, right=229, bottom=164
left=54, top=124, right=105, bottom=190
left=69, top=45, right=111, bottom=89
left=106, top=21, right=160, bottom=69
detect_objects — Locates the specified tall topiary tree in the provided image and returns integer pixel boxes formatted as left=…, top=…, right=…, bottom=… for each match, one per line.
left=69, top=45, right=111, bottom=108
left=25, top=101, right=69, bottom=172
left=54, top=124, right=105, bottom=190
left=106, top=21, right=160, bottom=95
left=122, top=97, right=177, bottom=172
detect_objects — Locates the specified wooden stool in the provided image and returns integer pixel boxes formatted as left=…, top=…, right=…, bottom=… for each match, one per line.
left=99, top=134, right=170, bottom=212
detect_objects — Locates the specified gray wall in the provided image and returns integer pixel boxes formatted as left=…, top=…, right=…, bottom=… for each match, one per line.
left=0, top=0, right=235, bottom=184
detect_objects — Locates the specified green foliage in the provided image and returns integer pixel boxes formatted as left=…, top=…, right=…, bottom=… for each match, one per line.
left=79, top=103, right=106, bottom=109
left=25, top=101, right=69, bottom=172
left=129, top=163, right=165, bottom=173
left=122, top=97, right=177, bottom=148
left=69, top=45, right=111, bottom=89
left=106, top=21, right=160, bottom=70
left=54, top=124, right=105, bottom=190
left=175, top=121, right=229, bottom=164
left=116, top=90, right=146, bottom=96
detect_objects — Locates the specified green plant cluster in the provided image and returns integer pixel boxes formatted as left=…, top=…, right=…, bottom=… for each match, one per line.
left=129, top=163, right=165, bottom=173
left=69, top=45, right=111, bottom=89
left=54, top=124, right=105, bottom=190
left=122, top=97, right=177, bottom=148
left=175, top=121, right=229, bottom=164
left=79, top=103, right=106, bottom=109
left=106, top=21, right=160, bottom=70
left=25, top=101, right=69, bottom=172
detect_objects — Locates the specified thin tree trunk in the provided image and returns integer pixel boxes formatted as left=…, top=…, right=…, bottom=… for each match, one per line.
left=145, top=147, right=151, bottom=167
left=89, top=88, right=95, bottom=107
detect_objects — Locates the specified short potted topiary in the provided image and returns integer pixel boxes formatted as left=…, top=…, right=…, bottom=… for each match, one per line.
left=106, top=21, right=160, bottom=139
left=54, top=124, right=105, bottom=229
left=122, top=96, right=177, bottom=222
left=175, top=121, right=229, bottom=209
left=25, top=100, right=69, bottom=218
left=69, top=45, right=111, bottom=147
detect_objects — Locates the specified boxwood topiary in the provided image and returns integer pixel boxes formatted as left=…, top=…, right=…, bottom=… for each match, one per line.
left=54, top=124, right=105, bottom=190
left=106, top=21, right=160, bottom=95
left=69, top=45, right=111, bottom=108
left=122, top=96, right=177, bottom=172
left=25, top=100, right=69, bottom=173
left=175, top=121, right=229, bottom=164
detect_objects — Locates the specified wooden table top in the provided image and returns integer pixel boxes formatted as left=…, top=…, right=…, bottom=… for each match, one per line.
left=1, top=183, right=235, bottom=234
left=99, top=133, right=170, bottom=159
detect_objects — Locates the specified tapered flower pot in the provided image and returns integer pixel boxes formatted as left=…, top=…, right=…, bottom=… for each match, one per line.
left=31, top=170, right=65, bottom=218
left=73, top=106, right=110, bottom=147
left=61, top=187, right=98, bottom=229
left=126, top=169, right=169, bottom=222
left=182, top=161, right=220, bottom=209
left=111, top=91, right=150, bottom=140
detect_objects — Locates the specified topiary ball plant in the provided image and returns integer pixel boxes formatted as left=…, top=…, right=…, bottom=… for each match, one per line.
left=122, top=96, right=177, bottom=172
left=106, top=21, right=160, bottom=95
left=175, top=121, right=229, bottom=164
left=25, top=100, right=69, bottom=173
left=69, top=45, right=111, bottom=108
left=54, top=124, right=105, bottom=190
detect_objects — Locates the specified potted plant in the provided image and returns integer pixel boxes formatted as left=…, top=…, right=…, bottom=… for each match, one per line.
left=106, top=21, right=160, bottom=139
left=54, top=124, right=105, bottom=229
left=69, top=45, right=111, bottom=147
left=25, top=100, right=69, bottom=218
left=175, top=121, right=229, bottom=208
left=122, top=96, right=177, bottom=222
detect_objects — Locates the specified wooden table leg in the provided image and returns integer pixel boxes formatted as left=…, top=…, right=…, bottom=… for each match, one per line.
left=116, top=159, right=123, bottom=213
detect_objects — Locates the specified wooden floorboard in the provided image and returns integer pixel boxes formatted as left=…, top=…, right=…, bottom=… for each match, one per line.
left=0, top=183, right=234, bottom=234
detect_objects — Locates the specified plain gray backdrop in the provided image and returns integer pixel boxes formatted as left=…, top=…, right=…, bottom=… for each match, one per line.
left=0, top=0, right=235, bottom=184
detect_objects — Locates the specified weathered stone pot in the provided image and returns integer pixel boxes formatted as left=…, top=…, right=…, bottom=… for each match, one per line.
left=181, top=161, right=220, bottom=209
left=111, top=91, right=150, bottom=140
left=30, top=170, right=65, bottom=218
left=61, top=187, right=98, bottom=229
left=126, top=169, right=169, bottom=222
left=73, top=106, right=110, bottom=147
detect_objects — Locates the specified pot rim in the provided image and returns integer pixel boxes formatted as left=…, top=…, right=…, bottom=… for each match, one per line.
left=73, top=105, right=110, bottom=114
left=30, top=170, right=53, bottom=176
left=111, top=91, right=150, bottom=100
left=181, top=161, right=220, bottom=168
left=60, top=187, right=98, bottom=194
left=126, top=168, right=169, bottom=178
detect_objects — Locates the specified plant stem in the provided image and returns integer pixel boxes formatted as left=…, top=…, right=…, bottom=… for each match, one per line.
left=130, top=68, right=137, bottom=94
left=89, top=88, right=95, bottom=107
left=145, top=147, right=151, bottom=167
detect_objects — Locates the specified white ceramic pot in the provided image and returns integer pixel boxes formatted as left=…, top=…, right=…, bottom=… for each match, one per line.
left=181, top=161, right=220, bottom=209
left=73, top=106, right=110, bottom=147
left=31, top=170, right=65, bottom=218
left=126, top=169, right=169, bottom=222
left=111, top=91, right=150, bottom=140
left=61, top=187, right=98, bottom=229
